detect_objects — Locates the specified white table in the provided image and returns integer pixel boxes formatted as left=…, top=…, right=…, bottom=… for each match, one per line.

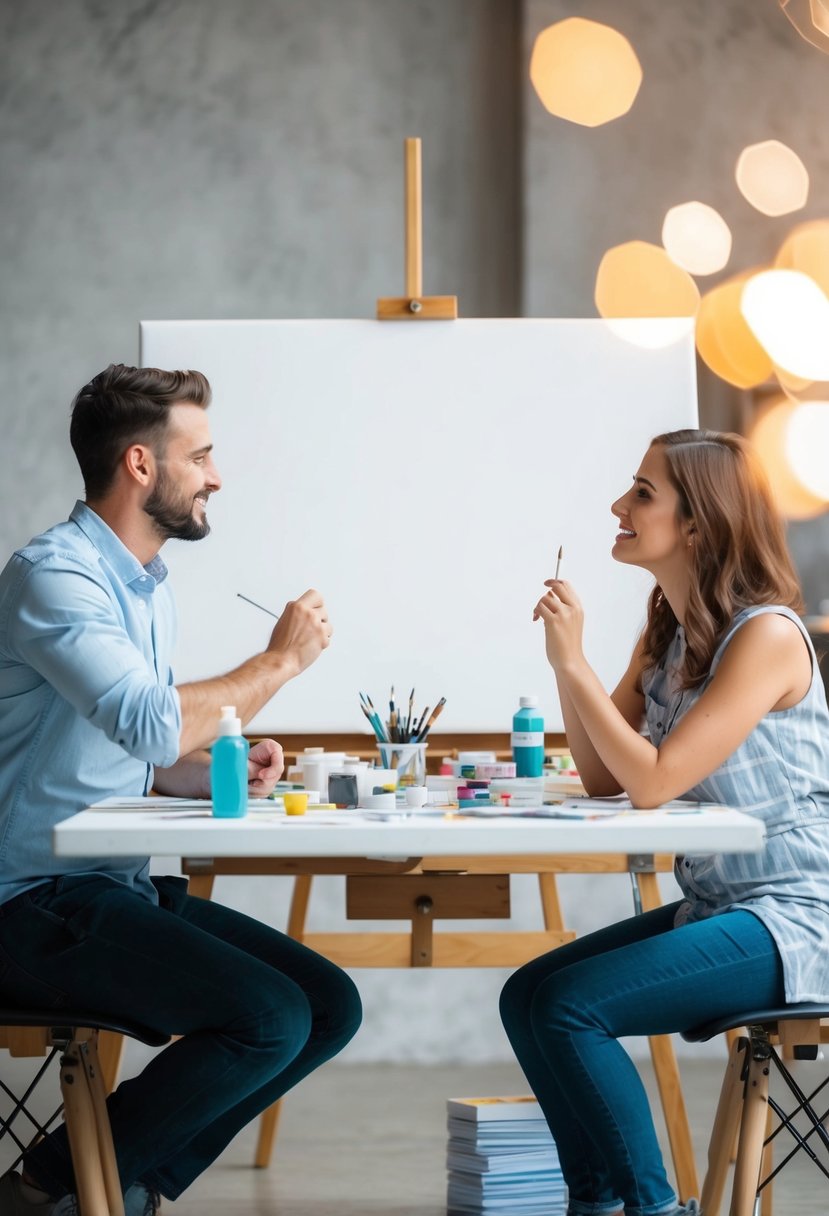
left=52, top=798, right=764, bottom=1195
left=53, top=801, right=765, bottom=859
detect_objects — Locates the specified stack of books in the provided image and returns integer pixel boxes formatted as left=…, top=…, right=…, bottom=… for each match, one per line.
left=446, top=1095, right=566, bottom=1216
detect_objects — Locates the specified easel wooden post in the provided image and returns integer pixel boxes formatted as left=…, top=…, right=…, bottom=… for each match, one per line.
left=376, top=137, right=458, bottom=321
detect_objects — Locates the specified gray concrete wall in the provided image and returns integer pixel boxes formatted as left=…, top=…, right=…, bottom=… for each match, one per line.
left=0, top=0, right=519, bottom=556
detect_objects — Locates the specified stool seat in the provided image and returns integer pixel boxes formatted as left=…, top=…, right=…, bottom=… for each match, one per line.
left=682, top=1002, right=829, bottom=1043
left=0, top=1006, right=169, bottom=1047
left=0, top=1007, right=170, bottom=1215
left=681, top=1003, right=829, bottom=1216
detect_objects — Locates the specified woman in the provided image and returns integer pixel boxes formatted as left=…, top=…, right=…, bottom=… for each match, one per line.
left=499, top=429, right=829, bottom=1216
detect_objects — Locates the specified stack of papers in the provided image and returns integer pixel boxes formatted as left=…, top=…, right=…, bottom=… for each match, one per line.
left=447, top=1096, right=565, bottom=1216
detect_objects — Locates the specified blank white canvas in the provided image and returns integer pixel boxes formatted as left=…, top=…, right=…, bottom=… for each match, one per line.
left=140, top=319, right=698, bottom=734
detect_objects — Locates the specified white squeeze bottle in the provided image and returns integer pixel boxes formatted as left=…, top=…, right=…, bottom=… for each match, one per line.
left=211, top=706, right=250, bottom=818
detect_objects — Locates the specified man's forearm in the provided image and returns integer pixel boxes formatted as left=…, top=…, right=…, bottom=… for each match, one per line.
left=153, top=750, right=212, bottom=798
left=176, top=652, right=297, bottom=755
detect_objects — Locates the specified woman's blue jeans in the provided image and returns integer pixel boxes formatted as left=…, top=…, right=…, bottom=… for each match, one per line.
left=0, top=874, right=362, bottom=1201
left=499, top=901, right=785, bottom=1216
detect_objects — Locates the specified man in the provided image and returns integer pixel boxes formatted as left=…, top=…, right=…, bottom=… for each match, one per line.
left=0, top=364, right=362, bottom=1215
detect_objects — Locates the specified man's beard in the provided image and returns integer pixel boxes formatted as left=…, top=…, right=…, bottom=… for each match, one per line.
left=144, top=466, right=211, bottom=542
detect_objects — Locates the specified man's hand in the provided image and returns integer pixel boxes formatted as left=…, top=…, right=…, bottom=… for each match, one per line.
left=265, top=588, right=332, bottom=678
left=175, top=589, right=333, bottom=756
left=247, top=738, right=285, bottom=797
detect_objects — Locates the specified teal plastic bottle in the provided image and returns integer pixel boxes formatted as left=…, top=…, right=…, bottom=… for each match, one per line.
left=211, top=706, right=250, bottom=818
left=511, top=695, right=545, bottom=778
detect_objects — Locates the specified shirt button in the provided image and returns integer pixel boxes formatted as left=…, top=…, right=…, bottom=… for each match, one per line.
left=684, top=860, right=690, bottom=867
left=138, top=600, right=146, bottom=610
left=656, top=721, right=663, bottom=729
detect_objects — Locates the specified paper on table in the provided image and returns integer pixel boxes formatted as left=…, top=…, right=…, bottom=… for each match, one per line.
left=459, top=798, right=723, bottom=819
left=89, top=797, right=275, bottom=813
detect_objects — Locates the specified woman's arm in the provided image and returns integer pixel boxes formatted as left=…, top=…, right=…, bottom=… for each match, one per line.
left=555, top=636, right=646, bottom=796
left=539, top=583, right=811, bottom=808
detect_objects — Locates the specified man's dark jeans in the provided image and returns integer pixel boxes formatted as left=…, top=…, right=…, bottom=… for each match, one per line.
left=0, top=873, right=362, bottom=1200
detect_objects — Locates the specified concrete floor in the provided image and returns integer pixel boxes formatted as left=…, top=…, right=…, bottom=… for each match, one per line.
left=2, top=1055, right=827, bottom=1213
left=163, top=1059, right=828, bottom=1215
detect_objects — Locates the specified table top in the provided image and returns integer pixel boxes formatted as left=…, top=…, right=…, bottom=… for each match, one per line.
left=52, top=799, right=766, bottom=860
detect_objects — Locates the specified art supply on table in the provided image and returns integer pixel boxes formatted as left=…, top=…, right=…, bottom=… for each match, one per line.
left=283, top=792, right=309, bottom=816
left=364, top=792, right=396, bottom=811
left=416, top=696, right=446, bottom=741
left=440, top=759, right=516, bottom=780
left=511, top=696, right=545, bottom=778
left=211, top=706, right=250, bottom=818
left=360, top=688, right=446, bottom=745
left=376, top=741, right=427, bottom=787
left=457, top=751, right=496, bottom=766
left=236, top=592, right=280, bottom=619
left=296, top=749, right=347, bottom=802
left=490, top=777, right=545, bottom=807
left=359, top=692, right=389, bottom=742
left=404, top=786, right=428, bottom=808
left=328, top=772, right=359, bottom=808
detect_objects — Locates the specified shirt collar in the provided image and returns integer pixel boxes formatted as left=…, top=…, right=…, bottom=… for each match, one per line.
left=69, top=501, right=169, bottom=591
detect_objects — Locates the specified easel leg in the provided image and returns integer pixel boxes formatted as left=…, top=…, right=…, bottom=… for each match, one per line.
left=254, top=875, right=314, bottom=1168
left=633, top=867, right=700, bottom=1202
left=537, top=873, right=564, bottom=932
left=185, top=873, right=215, bottom=901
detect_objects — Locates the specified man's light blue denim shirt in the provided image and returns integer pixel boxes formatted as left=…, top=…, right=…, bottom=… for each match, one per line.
left=0, top=502, right=182, bottom=906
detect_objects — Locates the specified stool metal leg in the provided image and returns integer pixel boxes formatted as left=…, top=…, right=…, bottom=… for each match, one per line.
left=730, top=1029, right=772, bottom=1216
left=701, top=1036, right=746, bottom=1216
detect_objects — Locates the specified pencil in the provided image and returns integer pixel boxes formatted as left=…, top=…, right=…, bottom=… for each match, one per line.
left=554, top=546, right=563, bottom=581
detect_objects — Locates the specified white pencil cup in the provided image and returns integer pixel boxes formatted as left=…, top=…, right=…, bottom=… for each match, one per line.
left=376, top=742, right=427, bottom=788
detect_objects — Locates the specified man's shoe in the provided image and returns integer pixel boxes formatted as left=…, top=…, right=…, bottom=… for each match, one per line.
left=124, top=1182, right=161, bottom=1215
left=0, top=1172, right=78, bottom=1214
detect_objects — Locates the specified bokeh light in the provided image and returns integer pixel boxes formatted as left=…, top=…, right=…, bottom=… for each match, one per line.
left=662, top=202, right=732, bottom=276
left=786, top=401, right=829, bottom=500
left=749, top=396, right=827, bottom=518
left=695, top=273, right=772, bottom=388
left=595, top=241, right=699, bottom=324
left=775, top=219, right=829, bottom=295
left=530, top=18, right=642, bottom=127
left=740, top=269, right=829, bottom=380
left=735, top=140, right=809, bottom=216
left=779, top=0, right=829, bottom=53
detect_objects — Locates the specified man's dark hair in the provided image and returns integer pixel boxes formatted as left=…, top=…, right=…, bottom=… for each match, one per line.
left=69, top=364, right=212, bottom=499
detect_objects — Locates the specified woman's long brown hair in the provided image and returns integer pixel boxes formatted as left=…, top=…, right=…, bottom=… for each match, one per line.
left=641, top=429, right=803, bottom=689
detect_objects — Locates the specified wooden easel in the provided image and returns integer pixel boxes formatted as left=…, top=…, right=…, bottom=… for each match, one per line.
left=376, top=137, right=457, bottom=320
